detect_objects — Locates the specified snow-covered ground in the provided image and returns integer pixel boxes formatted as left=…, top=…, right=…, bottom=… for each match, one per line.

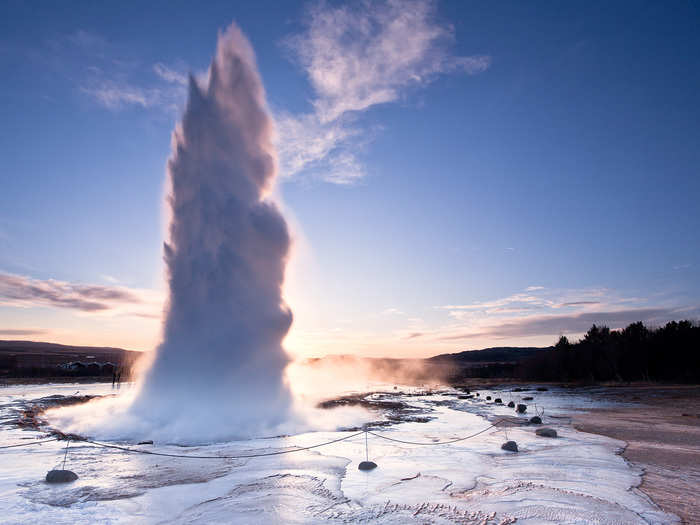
left=0, top=382, right=678, bottom=524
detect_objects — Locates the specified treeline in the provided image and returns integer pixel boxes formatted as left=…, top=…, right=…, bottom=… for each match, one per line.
left=0, top=356, right=130, bottom=380
left=518, top=321, right=700, bottom=383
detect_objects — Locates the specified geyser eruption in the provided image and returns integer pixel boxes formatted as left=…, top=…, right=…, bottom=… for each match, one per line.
left=129, top=23, right=293, bottom=441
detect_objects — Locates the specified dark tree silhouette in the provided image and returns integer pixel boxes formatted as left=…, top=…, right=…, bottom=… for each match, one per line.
left=518, top=320, right=700, bottom=383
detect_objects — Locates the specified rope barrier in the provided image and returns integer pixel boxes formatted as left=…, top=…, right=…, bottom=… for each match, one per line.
left=0, top=438, right=58, bottom=449
left=81, top=431, right=366, bottom=459
left=1, top=398, right=544, bottom=457
left=1, top=414, right=534, bottom=456
left=367, top=418, right=508, bottom=446
left=0, top=418, right=510, bottom=456
left=1, top=433, right=366, bottom=458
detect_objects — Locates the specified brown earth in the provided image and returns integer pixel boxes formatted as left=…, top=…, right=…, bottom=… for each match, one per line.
left=572, top=385, right=700, bottom=525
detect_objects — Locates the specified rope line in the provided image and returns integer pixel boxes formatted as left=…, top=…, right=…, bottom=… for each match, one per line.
left=82, top=431, right=366, bottom=459
left=0, top=438, right=58, bottom=449
left=367, top=418, right=507, bottom=446
left=1, top=417, right=530, bottom=455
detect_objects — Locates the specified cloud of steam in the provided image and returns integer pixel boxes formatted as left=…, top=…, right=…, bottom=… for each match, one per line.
left=120, top=24, right=296, bottom=443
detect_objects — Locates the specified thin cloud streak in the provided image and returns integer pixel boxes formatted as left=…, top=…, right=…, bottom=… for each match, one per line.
left=0, top=272, right=161, bottom=316
left=559, top=301, right=601, bottom=307
left=277, top=0, right=490, bottom=184
left=80, top=81, right=159, bottom=109
left=0, top=328, right=47, bottom=336
left=438, top=307, right=698, bottom=341
left=49, top=30, right=188, bottom=112
left=153, top=62, right=188, bottom=85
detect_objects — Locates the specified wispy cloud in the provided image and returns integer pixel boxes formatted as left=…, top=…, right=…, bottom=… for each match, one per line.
left=83, top=63, right=188, bottom=112
left=558, top=300, right=600, bottom=307
left=153, top=62, right=188, bottom=85
left=80, top=79, right=161, bottom=110
left=0, top=328, right=47, bottom=336
left=48, top=30, right=188, bottom=112
left=438, top=307, right=695, bottom=341
left=437, top=287, right=610, bottom=317
left=0, top=272, right=162, bottom=317
left=65, top=29, right=108, bottom=52
left=672, top=263, right=691, bottom=271
left=427, top=286, right=699, bottom=344
left=277, top=0, right=490, bottom=184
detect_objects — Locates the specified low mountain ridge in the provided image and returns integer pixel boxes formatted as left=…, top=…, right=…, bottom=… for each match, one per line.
left=429, top=346, right=551, bottom=363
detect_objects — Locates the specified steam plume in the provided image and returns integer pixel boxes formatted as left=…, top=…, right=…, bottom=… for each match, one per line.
left=128, top=23, right=293, bottom=442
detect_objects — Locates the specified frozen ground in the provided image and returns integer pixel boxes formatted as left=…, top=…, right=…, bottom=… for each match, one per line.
left=0, top=382, right=679, bottom=524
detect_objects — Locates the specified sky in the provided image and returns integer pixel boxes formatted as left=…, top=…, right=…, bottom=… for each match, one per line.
left=1, top=0, right=699, bottom=359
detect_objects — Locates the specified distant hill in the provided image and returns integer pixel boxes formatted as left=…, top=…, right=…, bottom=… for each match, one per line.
left=425, top=346, right=552, bottom=381
left=429, top=346, right=551, bottom=364
left=0, top=340, right=142, bottom=380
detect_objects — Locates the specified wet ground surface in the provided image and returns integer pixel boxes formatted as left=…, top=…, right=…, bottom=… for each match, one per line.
left=0, top=382, right=686, bottom=524
left=571, top=385, right=700, bottom=524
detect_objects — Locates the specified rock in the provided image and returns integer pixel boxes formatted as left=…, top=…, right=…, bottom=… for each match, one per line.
left=458, top=395, right=472, bottom=399
left=529, top=416, right=542, bottom=424
left=494, top=398, right=502, bottom=404
left=138, top=440, right=153, bottom=445
left=536, top=387, right=548, bottom=391
left=507, top=401, right=515, bottom=408
left=358, top=461, right=377, bottom=471
left=522, top=396, right=534, bottom=401
left=46, top=470, right=78, bottom=483
left=475, top=393, right=480, bottom=397
left=501, top=440, right=518, bottom=452
left=536, top=427, right=557, bottom=438
left=486, top=396, right=492, bottom=400
left=516, top=404, right=527, bottom=413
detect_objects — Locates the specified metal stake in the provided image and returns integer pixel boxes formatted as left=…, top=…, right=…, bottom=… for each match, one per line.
left=62, top=439, right=70, bottom=470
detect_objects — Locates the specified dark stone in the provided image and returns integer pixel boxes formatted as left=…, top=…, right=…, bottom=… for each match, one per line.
left=507, top=401, right=515, bottom=408
left=516, top=404, right=527, bottom=413
left=475, top=393, right=480, bottom=397
left=494, top=398, right=502, bottom=404
left=486, top=396, right=492, bottom=400
left=138, top=440, right=153, bottom=445
left=522, top=396, right=534, bottom=401
left=529, top=416, right=542, bottom=424
left=358, top=461, right=377, bottom=471
left=46, top=470, right=78, bottom=483
left=458, top=395, right=472, bottom=399
left=536, top=427, right=557, bottom=438
left=536, top=387, right=549, bottom=392
left=501, top=440, right=518, bottom=452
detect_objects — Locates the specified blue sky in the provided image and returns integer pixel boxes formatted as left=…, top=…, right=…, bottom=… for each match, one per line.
left=1, top=0, right=699, bottom=357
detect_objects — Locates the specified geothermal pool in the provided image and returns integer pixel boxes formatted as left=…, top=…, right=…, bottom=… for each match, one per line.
left=0, top=383, right=678, bottom=524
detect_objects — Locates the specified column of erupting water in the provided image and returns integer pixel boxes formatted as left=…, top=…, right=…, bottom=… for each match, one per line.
left=127, top=23, right=294, bottom=443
